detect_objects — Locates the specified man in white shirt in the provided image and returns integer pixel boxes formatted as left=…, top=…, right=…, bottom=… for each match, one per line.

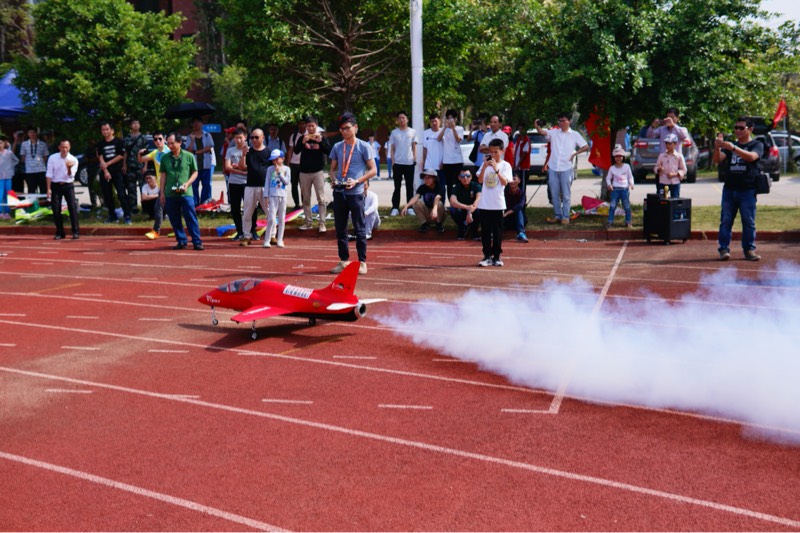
left=422, top=114, right=444, bottom=201
left=438, top=109, right=465, bottom=200
left=535, top=113, right=589, bottom=225
left=389, top=111, right=418, bottom=216
left=46, top=139, right=80, bottom=240
left=479, top=115, right=509, bottom=153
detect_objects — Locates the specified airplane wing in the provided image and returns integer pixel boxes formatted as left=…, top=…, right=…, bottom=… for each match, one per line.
left=230, top=305, right=291, bottom=323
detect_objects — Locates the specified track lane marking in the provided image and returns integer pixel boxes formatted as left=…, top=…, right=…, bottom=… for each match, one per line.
left=2, top=367, right=798, bottom=530
left=0, top=451, right=283, bottom=532
left=549, top=241, right=628, bottom=414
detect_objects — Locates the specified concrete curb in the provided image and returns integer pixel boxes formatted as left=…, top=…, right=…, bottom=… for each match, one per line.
left=2, top=225, right=798, bottom=242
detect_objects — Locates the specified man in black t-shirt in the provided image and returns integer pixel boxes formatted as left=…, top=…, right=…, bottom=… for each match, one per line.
left=97, top=121, right=131, bottom=223
left=401, top=168, right=446, bottom=233
left=449, top=169, right=482, bottom=240
left=123, top=119, right=150, bottom=212
left=294, top=116, right=330, bottom=232
left=713, top=116, right=763, bottom=261
left=239, top=128, right=272, bottom=246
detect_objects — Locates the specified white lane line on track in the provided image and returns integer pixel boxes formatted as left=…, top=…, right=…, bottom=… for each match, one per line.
left=32, top=262, right=54, bottom=266
left=45, top=389, right=93, bottom=394
left=6, top=316, right=800, bottom=433
left=36, top=251, right=58, bottom=254
left=165, top=394, right=200, bottom=400
left=139, top=318, right=172, bottom=322
left=0, top=313, right=26, bottom=317
left=0, top=451, right=284, bottom=532
left=501, top=409, right=554, bottom=414
left=432, top=359, right=471, bottom=363
left=147, top=349, right=189, bottom=354
left=73, top=293, right=102, bottom=297
left=332, top=356, right=377, bottom=360
left=20, top=275, right=45, bottom=279
left=61, top=346, right=99, bottom=351
left=66, top=316, right=99, bottom=320
left=261, top=399, right=314, bottom=405
left=0, top=343, right=16, bottom=347
left=378, top=404, right=433, bottom=410
left=549, top=241, right=628, bottom=415
left=3, top=366, right=798, bottom=530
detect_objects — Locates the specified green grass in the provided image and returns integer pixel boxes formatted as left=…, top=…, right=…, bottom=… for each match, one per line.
left=3, top=203, right=798, bottom=233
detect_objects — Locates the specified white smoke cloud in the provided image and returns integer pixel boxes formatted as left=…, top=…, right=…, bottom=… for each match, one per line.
left=379, top=261, right=800, bottom=443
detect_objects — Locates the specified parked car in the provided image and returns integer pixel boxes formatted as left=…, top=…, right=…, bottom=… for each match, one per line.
left=716, top=116, right=781, bottom=182
left=524, top=131, right=549, bottom=178
left=631, top=129, right=699, bottom=183
left=770, top=130, right=800, bottom=165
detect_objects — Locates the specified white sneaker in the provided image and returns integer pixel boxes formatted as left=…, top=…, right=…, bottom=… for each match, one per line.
left=478, top=257, right=493, bottom=267
left=493, top=258, right=504, bottom=267
left=390, top=208, right=399, bottom=217
left=262, top=241, right=271, bottom=248
left=331, top=260, right=351, bottom=274
left=366, top=233, right=372, bottom=240
left=358, top=262, right=367, bottom=274
left=276, top=241, right=285, bottom=248
left=407, top=208, right=415, bottom=216
left=298, top=224, right=312, bottom=231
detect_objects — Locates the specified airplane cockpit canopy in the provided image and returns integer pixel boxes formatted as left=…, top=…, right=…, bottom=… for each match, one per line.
left=218, top=279, right=261, bottom=293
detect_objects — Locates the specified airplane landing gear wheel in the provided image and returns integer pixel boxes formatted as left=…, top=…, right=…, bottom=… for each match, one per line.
left=212, top=318, right=219, bottom=326
left=250, top=321, right=257, bottom=340
left=211, top=307, right=218, bottom=326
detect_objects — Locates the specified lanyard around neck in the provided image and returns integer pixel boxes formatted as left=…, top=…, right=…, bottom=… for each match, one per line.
left=340, top=140, right=357, bottom=179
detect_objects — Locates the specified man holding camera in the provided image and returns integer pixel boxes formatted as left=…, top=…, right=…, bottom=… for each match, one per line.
left=159, top=133, right=203, bottom=251
left=713, top=117, right=763, bottom=262
left=294, top=116, right=331, bottom=233
left=329, top=112, right=377, bottom=275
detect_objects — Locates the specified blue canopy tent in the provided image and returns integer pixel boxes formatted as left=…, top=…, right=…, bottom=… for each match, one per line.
left=0, top=69, right=27, bottom=118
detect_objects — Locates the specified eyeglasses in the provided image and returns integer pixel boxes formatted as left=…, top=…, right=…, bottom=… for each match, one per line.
left=339, top=125, right=353, bottom=132
left=733, top=126, right=748, bottom=131
left=153, top=137, right=163, bottom=141
left=459, top=174, right=471, bottom=178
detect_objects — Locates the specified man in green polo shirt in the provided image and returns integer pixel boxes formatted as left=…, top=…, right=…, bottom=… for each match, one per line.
left=159, top=133, right=203, bottom=250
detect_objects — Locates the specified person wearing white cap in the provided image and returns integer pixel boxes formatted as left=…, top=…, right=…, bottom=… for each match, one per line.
left=605, top=144, right=634, bottom=228
left=263, top=149, right=290, bottom=248
left=401, top=168, right=446, bottom=233
left=654, top=133, right=686, bottom=198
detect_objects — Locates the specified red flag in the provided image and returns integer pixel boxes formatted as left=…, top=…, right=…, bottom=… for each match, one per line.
left=585, top=109, right=611, bottom=170
left=773, top=99, right=788, bottom=129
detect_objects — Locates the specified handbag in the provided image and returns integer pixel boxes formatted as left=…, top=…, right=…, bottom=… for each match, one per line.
left=755, top=171, right=772, bottom=195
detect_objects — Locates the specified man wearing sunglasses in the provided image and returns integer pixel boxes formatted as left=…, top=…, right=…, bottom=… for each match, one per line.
left=713, top=117, right=763, bottom=261
left=138, top=132, right=169, bottom=239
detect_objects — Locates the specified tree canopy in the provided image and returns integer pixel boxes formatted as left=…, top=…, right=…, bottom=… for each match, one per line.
left=14, top=0, right=198, bottom=146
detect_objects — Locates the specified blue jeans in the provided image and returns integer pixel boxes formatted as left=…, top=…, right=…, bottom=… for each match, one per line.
left=374, top=158, right=380, bottom=177
left=608, top=187, right=631, bottom=225
left=718, top=187, right=757, bottom=253
left=192, top=168, right=213, bottom=205
left=165, top=196, right=202, bottom=246
left=656, top=182, right=680, bottom=198
left=0, top=179, right=11, bottom=214
left=503, top=209, right=526, bottom=233
left=548, top=169, right=573, bottom=220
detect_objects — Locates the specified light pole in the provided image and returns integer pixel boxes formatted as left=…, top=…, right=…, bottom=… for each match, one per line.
left=410, top=0, right=423, bottom=188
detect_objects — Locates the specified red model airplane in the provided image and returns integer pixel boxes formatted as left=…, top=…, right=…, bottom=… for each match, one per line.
left=198, top=262, right=385, bottom=339
left=196, top=191, right=228, bottom=215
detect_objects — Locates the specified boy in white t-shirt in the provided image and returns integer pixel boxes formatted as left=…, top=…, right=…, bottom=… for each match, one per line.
left=140, top=171, right=162, bottom=239
left=477, top=139, right=511, bottom=267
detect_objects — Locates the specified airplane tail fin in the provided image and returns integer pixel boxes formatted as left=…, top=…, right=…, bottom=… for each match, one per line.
left=320, top=261, right=360, bottom=296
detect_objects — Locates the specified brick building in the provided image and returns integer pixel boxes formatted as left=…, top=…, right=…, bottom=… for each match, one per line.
left=129, top=0, right=198, bottom=38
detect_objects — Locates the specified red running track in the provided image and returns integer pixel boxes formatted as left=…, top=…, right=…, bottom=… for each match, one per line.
left=1, top=233, right=799, bottom=531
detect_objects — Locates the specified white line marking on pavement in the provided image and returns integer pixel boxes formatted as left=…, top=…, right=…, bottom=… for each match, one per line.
left=0, top=313, right=26, bottom=317
left=378, top=404, right=433, bottom=410
left=332, top=356, right=377, bottom=360
left=61, top=346, right=99, bottom=351
left=261, top=399, right=314, bottom=405
left=66, top=316, right=99, bottom=320
left=165, top=394, right=200, bottom=400
left=73, top=293, right=102, bottom=297
left=3, top=367, right=797, bottom=530
left=549, top=241, right=628, bottom=415
left=0, top=451, right=284, bottom=532
left=147, top=349, right=189, bottom=354
left=501, top=409, right=554, bottom=414
left=0, top=343, right=16, bottom=347
left=32, top=262, right=54, bottom=266
left=45, top=389, right=93, bottom=394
